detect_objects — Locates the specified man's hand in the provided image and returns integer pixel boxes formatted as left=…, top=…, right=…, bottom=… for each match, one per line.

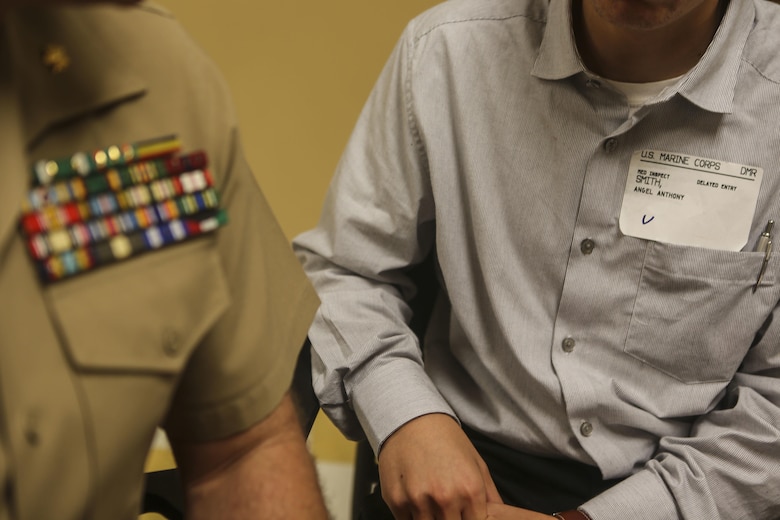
left=377, top=413, right=502, bottom=520
left=170, top=392, right=329, bottom=519
left=486, top=503, right=553, bottom=519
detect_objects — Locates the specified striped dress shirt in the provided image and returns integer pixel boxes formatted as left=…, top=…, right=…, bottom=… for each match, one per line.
left=294, top=0, right=780, bottom=518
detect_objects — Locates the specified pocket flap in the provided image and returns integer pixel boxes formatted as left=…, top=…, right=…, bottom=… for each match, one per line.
left=47, top=240, right=230, bottom=373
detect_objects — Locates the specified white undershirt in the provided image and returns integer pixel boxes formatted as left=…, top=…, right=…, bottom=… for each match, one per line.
left=604, top=76, right=683, bottom=116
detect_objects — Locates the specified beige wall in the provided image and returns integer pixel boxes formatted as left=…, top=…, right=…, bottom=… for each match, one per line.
left=157, top=0, right=441, bottom=462
left=159, top=0, right=440, bottom=239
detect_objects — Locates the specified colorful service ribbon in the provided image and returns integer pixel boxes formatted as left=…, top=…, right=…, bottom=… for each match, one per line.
left=19, top=136, right=229, bottom=283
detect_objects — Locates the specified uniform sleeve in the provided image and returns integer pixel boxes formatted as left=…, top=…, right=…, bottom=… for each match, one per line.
left=292, top=26, right=456, bottom=453
left=581, top=310, right=780, bottom=520
left=164, top=128, right=319, bottom=442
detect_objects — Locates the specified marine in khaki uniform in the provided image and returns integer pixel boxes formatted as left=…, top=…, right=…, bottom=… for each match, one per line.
left=0, top=1, right=329, bottom=518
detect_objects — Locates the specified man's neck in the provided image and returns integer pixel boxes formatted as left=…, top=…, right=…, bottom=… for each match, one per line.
left=572, top=0, right=727, bottom=83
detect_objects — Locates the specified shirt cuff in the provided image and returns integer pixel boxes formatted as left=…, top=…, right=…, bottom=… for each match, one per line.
left=351, top=357, right=457, bottom=454
left=581, top=469, right=678, bottom=520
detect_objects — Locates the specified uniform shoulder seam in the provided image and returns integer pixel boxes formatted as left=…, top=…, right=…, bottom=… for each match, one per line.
left=133, top=1, right=176, bottom=20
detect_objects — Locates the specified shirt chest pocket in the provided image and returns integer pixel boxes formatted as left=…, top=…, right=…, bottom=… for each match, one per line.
left=624, top=242, right=780, bottom=384
left=47, top=239, right=231, bottom=375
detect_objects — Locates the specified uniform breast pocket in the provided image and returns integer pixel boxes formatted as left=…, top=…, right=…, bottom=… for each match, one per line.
left=624, top=242, right=780, bottom=383
left=47, top=239, right=231, bottom=375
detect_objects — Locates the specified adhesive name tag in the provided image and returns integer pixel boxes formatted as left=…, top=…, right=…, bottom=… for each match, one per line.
left=619, top=150, right=763, bottom=251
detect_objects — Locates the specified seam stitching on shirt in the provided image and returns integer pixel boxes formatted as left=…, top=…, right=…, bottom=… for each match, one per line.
left=405, top=32, right=429, bottom=178
left=412, top=14, right=547, bottom=44
left=741, top=56, right=780, bottom=85
left=404, top=12, right=547, bottom=184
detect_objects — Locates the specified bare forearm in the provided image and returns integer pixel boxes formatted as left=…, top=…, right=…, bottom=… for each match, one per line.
left=174, top=394, right=329, bottom=519
left=184, top=434, right=328, bottom=519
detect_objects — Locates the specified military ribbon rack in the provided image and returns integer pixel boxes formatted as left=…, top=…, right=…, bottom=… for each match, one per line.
left=19, top=135, right=228, bottom=283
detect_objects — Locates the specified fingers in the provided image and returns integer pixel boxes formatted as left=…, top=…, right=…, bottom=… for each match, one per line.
left=383, top=465, right=504, bottom=520
left=384, top=483, right=466, bottom=520
left=385, top=500, right=483, bottom=520
left=377, top=414, right=499, bottom=520
left=479, top=458, right=504, bottom=505
left=382, top=467, right=491, bottom=520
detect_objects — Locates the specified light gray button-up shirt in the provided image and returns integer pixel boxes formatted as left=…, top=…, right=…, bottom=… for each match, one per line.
left=294, top=1, right=780, bottom=518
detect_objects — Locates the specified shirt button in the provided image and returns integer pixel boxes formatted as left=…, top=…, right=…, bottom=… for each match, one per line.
left=25, top=429, right=40, bottom=446
left=24, top=413, right=40, bottom=446
left=162, top=331, right=181, bottom=357
left=604, top=138, right=618, bottom=153
left=580, top=238, right=595, bottom=255
left=562, top=337, right=576, bottom=353
left=580, top=421, right=594, bottom=437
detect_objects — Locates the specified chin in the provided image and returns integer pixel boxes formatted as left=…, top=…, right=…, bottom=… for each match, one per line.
left=589, top=0, right=706, bottom=31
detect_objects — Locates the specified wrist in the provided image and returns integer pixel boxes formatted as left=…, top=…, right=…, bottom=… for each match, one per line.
left=552, top=509, right=592, bottom=520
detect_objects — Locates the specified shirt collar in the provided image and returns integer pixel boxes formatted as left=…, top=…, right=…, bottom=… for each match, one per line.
left=531, top=0, right=583, bottom=81
left=4, top=7, right=147, bottom=146
left=675, top=0, right=754, bottom=114
left=531, top=0, right=755, bottom=115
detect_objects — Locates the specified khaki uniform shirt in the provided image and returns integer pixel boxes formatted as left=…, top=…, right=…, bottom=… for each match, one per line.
left=0, top=5, right=318, bottom=520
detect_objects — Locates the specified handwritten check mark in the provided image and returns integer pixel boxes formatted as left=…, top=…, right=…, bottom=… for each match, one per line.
left=642, top=215, right=655, bottom=225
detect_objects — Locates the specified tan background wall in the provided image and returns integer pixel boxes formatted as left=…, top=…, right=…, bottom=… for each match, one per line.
left=155, top=0, right=441, bottom=464
left=160, top=0, right=440, bottom=239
